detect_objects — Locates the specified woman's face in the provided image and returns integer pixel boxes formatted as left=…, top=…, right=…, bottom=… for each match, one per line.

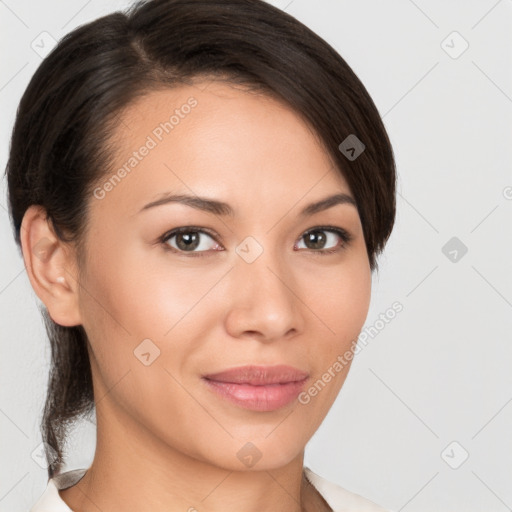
left=75, top=80, right=372, bottom=471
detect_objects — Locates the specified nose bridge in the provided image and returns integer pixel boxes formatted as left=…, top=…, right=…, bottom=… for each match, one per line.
left=226, top=234, right=302, bottom=339
left=235, top=234, right=289, bottom=296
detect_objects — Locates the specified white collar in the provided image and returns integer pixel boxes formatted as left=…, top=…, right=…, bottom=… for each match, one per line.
left=30, top=466, right=391, bottom=512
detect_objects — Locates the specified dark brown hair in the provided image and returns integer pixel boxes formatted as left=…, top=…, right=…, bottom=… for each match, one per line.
left=5, top=0, right=396, bottom=479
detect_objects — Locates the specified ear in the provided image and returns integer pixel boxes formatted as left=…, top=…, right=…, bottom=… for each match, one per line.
left=20, top=205, right=82, bottom=327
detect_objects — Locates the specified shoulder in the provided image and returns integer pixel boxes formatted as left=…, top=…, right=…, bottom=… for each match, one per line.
left=29, top=468, right=87, bottom=512
left=304, top=466, right=394, bottom=512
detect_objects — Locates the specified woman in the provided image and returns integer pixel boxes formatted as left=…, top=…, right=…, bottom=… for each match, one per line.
left=6, top=0, right=396, bottom=510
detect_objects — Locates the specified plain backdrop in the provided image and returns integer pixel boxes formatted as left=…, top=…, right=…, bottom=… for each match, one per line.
left=1, top=1, right=511, bottom=511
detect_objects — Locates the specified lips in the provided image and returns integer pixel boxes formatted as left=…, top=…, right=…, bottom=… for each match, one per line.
left=202, top=365, right=310, bottom=412
left=202, top=364, right=309, bottom=385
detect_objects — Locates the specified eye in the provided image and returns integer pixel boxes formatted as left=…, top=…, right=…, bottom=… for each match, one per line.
left=295, top=226, right=352, bottom=255
left=160, top=227, right=222, bottom=256
left=159, top=225, right=352, bottom=257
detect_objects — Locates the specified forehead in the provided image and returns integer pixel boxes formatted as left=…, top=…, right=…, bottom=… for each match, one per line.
left=93, top=81, right=351, bottom=219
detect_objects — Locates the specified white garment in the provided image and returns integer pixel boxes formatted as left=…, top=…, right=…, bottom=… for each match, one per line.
left=29, top=466, right=392, bottom=512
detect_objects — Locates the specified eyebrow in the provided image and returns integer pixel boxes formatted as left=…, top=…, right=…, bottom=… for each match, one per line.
left=138, top=192, right=357, bottom=217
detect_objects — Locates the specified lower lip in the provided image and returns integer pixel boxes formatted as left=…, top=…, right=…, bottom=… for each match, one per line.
left=202, top=377, right=308, bottom=412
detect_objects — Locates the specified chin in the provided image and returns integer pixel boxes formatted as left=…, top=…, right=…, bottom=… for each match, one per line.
left=212, top=432, right=306, bottom=472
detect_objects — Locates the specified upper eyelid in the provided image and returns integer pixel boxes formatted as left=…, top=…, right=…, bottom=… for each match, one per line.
left=162, top=226, right=219, bottom=241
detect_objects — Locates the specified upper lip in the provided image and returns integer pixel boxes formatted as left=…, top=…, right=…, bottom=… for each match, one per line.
left=203, top=365, right=309, bottom=385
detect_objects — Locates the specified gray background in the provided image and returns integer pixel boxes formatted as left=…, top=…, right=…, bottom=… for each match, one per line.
left=1, top=1, right=511, bottom=511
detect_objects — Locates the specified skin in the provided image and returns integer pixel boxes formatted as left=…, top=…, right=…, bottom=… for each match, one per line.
left=21, top=80, right=372, bottom=512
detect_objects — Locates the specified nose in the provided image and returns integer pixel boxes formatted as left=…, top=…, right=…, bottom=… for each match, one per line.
left=223, top=245, right=305, bottom=343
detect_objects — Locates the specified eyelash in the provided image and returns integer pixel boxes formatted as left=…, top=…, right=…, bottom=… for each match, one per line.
left=158, top=225, right=353, bottom=258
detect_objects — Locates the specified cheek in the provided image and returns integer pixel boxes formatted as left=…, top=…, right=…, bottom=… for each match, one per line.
left=332, top=268, right=371, bottom=335
left=82, top=241, right=191, bottom=336
left=76, top=239, right=165, bottom=376
left=78, top=246, right=203, bottom=422
left=79, top=241, right=224, bottom=370
left=295, top=260, right=371, bottom=420
left=299, top=252, right=371, bottom=397
left=303, top=257, right=371, bottom=343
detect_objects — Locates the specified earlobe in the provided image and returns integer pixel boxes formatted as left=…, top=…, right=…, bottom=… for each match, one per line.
left=20, top=205, right=82, bottom=327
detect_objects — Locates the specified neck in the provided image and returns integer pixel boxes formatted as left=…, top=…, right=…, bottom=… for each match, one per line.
left=58, top=400, right=325, bottom=512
